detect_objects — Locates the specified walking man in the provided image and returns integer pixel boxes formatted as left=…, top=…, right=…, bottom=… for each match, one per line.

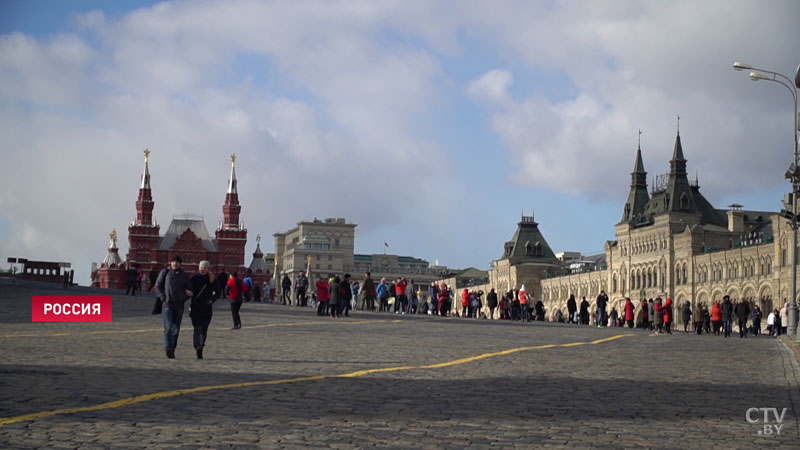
left=596, top=290, right=608, bottom=327
left=155, top=255, right=193, bottom=359
left=281, top=274, right=292, bottom=305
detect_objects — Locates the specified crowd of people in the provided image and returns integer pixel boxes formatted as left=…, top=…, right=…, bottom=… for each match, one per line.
left=553, top=293, right=790, bottom=340
left=151, top=255, right=795, bottom=360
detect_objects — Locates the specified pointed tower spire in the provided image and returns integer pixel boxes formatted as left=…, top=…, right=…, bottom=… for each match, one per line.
left=221, top=153, right=242, bottom=230
left=141, top=148, right=151, bottom=189
left=670, top=121, right=687, bottom=176
left=134, top=149, right=155, bottom=227
left=227, top=153, right=238, bottom=194
left=620, top=131, right=650, bottom=223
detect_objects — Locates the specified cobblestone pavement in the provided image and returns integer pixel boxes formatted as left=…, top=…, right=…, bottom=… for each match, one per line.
left=1, top=280, right=799, bottom=449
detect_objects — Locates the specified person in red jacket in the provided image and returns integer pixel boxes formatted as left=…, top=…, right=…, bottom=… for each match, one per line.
left=663, top=297, right=673, bottom=334
left=461, top=289, right=469, bottom=318
left=711, top=301, right=722, bottom=335
left=438, top=283, right=450, bottom=317
left=624, top=298, right=635, bottom=328
left=226, top=272, right=247, bottom=329
left=315, top=275, right=330, bottom=316
left=640, top=299, right=649, bottom=330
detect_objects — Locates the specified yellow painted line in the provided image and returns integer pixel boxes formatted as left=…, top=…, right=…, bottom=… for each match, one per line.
left=0, top=333, right=634, bottom=427
left=590, top=334, right=635, bottom=344
left=560, top=342, right=586, bottom=347
left=0, top=319, right=383, bottom=339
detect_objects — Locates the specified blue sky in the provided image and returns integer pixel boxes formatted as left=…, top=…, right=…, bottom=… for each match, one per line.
left=0, top=0, right=797, bottom=283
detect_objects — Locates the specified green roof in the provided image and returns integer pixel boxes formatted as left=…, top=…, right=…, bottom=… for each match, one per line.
left=502, top=216, right=557, bottom=260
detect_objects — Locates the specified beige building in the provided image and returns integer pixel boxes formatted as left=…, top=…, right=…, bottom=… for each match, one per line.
left=540, top=130, right=785, bottom=322
left=273, top=218, right=357, bottom=287
left=273, top=218, right=450, bottom=299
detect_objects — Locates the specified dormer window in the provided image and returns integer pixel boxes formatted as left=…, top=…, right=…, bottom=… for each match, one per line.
left=525, top=241, right=533, bottom=256
left=680, top=193, right=689, bottom=210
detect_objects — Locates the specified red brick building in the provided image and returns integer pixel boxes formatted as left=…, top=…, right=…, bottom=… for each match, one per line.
left=93, top=151, right=267, bottom=289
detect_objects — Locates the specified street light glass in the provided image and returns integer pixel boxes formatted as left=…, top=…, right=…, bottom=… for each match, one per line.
left=733, top=61, right=752, bottom=71
left=749, top=71, right=768, bottom=81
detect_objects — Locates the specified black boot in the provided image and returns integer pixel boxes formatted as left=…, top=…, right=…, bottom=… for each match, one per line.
left=196, top=347, right=203, bottom=359
left=166, top=348, right=175, bottom=359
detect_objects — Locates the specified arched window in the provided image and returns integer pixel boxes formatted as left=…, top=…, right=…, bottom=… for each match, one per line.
left=682, top=264, right=688, bottom=284
left=676, top=265, right=681, bottom=285
left=612, top=274, right=617, bottom=293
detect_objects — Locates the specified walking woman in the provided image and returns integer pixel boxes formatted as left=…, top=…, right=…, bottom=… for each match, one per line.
left=190, top=261, right=219, bottom=359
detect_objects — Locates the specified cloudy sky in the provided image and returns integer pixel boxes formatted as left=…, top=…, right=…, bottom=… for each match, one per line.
left=1, top=0, right=798, bottom=284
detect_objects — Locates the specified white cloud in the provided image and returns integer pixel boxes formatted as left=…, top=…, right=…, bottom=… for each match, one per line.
left=467, top=69, right=513, bottom=105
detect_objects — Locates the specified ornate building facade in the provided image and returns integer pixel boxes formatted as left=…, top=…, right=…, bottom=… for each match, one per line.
left=539, top=129, right=785, bottom=321
left=92, top=151, right=264, bottom=288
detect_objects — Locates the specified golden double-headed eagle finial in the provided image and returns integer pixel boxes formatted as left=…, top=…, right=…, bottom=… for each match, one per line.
left=144, top=148, right=150, bottom=161
left=231, top=153, right=237, bottom=166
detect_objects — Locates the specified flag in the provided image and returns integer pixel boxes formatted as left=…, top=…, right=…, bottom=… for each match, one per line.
left=384, top=242, right=389, bottom=248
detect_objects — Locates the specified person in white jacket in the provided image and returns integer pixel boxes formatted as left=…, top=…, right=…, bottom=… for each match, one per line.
left=767, top=311, right=776, bottom=336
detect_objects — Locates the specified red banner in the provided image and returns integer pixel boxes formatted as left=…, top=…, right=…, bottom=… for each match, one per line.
left=32, top=296, right=113, bottom=322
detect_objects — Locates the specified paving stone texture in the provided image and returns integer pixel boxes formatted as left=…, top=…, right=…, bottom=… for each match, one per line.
left=1, top=280, right=798, bottom=449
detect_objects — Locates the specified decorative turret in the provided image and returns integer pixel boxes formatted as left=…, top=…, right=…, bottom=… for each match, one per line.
left=621, top=130, right=651, bottom=224
left=98, top=229, right=126, bottom=289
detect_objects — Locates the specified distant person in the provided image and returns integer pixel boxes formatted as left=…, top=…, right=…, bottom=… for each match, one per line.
left=751, top=305, right=762, bottom=336
left=281, top=275, right=292, bottom=305
left=226, top=272, right=247, bottom=329
left=663, top=297, right=673, bottom=334
left=190, top=261, right=219, bottom=359
left=316, top=274, right=330, bottom=316
left=736, top=298, right=751, bottom=339
left=648, top=299, right=655, bottom=331
left=339, top=274, right=352, bottom=317
left=624, top=298, right=635, bottom=328
left=329, top=276, right=341, bottom=318
left=579, top=296, right=590, bottom=325
left=639, top=298, right=649, bottom=330
left=519, top=285, right=529, bottom=322
left=567, top=294, right=577, bottom=324
left=295, top=271, right=309, bottom=307
left=767, top=309, right=775, bottom=336
left=773, top=309, right=782, bottom=337
left=362, top=272, right=376, bottom=312
left=262, top=280, right=271, bottom=303
left=535, top=299, right=545, bottom=321
left=693, top=302, right=704, bottom=335
left=243, top=270, right=255, bottom=302
left=711, top=301, right=722, bottom=335
left=487, top=288, right=498, bottom=320
left=780, top=303, right=788, bottom=335
left=461, top=289, right=470, bottom=318
left=682, top=300, right=692, bottom=332
left=596, top=290, right=608, bottom=327
left=125, top=265, right=138, bottom=296
left=377, top=278, right=389, bottom=312
left=395, top=277, right=408, bottom=314
left=653, top=298, right=663, bottom=334
left=155, top=255, right=193, bottom=359
left=437, top=282, right=450, bottom=317
left=721, top=296, right=734, bottom=338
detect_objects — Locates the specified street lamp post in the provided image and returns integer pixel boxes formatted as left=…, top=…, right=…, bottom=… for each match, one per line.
left=733, top=61, right=800, bottom=337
